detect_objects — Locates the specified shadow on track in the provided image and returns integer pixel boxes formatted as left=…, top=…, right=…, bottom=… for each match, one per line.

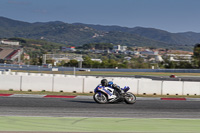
left=68, top=100, right=96, bottom=104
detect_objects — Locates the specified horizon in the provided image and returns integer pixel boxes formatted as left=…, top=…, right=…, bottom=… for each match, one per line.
left=0, top=0, right=200, bottom=33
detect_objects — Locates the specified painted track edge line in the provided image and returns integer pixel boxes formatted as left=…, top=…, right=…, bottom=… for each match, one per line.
left=161, top=98, right=186, bottom=101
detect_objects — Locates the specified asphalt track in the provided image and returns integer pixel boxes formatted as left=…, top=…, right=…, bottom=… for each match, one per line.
left=0, top=97, right=200, bottom=118
left=1, top=97, right=200, bottom=133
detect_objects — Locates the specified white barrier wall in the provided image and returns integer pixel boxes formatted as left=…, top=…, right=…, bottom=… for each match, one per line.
left=53, top=76, right=83, bottom=93
left=162, top=81, right=183, bottom=95
left=21, top=75, right=53, bottom=91
left=183, top=82, right=200, bottom=95
left=112, top=78, right=138, bottom=94
left=0, top=72, right=200, bottom=95
left=0, top=75, right=21, bottom=90
left=138, top=80, right=162, bottom=95
left=84, top=77, right=101, bottom=93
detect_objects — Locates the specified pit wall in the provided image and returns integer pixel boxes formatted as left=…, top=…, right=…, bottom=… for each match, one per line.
left=0, top=71, right=199, bottom=96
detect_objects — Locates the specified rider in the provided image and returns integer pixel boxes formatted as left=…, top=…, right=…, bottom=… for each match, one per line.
left=108, top=81, right=124, bottom=95
left=100, top=79, right=116, bottom=99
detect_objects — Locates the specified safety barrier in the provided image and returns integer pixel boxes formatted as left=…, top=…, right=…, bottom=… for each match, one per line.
left=0, top=72, right=200, bottom=95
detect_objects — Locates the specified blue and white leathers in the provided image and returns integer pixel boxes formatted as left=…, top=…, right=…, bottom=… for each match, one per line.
left=94, top=84, right=115, bottom=99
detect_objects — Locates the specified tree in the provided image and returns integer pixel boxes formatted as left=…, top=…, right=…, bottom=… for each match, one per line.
left=193, top=43, right=200, bottom=68
left=65, top=59, right=78, bottom=67
left=82, top=56, right=92, bottom=68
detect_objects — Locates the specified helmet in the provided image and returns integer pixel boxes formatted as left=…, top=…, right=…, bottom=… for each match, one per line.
left=108, top=81, right=113, bottom=86
left=101, top=79, right=108, bottom=86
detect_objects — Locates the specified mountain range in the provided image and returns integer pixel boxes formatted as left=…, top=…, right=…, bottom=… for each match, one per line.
left=0, top=16, right=199, bottom=51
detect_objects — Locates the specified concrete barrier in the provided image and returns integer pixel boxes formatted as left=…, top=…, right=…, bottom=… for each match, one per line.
left=162, top=81, right=183, bottom=95
left=15, top=72, right=29, bottom=76
left=21, top=75, right=53, bottom=91
left=183, top=82, right=200, bottom=95
left=0, top=75, right=21, bottom=90
left=84, top=77, right=102, bottom=93
left=112, top=78, right=138, bottom=94
left=0, top=72, right=200, bottom=96
left=138, top=80, right=162, bottom=95
left=53, top=76, right=83, bottom=93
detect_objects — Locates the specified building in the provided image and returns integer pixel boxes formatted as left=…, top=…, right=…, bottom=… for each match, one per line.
left=113, top=45, right=127, bottom=52
left=140, top=49, right=158, bottom=55
left=61, top=46, right=76, bottom=52
left=166, top=54, right=192, bottom=62
left=91, top=59, right=102, bottom=63
left=124, top=56, right=132, bottom=61
left=43, top=54, right=83, bottom=64
left=0, top=48, right=23, bottom=63
left=1, top=40, right=19, bottom=46
left=23, top=53, right=30, bottom=60
left=155, top=55, right=164, bottom=62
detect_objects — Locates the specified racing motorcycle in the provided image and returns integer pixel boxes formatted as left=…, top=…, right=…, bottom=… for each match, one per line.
left=93, top=85, right=136, bottom=104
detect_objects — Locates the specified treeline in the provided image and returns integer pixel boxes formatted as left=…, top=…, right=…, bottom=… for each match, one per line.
left=77, top=43, right=114, bottom=50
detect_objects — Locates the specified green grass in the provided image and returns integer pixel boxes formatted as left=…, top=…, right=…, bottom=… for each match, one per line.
left=0, top=116, right=200, bottom=132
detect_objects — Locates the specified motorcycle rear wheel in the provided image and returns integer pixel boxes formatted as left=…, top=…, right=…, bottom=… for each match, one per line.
left=124, top=92, right=136, bottom=104
left=93, top=92, right=108, bottom=104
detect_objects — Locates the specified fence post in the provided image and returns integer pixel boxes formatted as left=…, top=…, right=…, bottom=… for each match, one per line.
left=82, top=78, right=85, bottom=93
left=182, top=81, right=184, bottom=95
left=161, top=81, right=164, bottom=95
left=137, top=79, right=139, bottom=95
left=52, top=76, right=54, bottom=92
left=20, top=76, right=22, bottom=91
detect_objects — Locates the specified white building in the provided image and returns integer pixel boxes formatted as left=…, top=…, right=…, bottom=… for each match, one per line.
left=166, top=54, right=192, bottom=62
left=91, top=59, right=102, bottom=63
left=61, top=46, right=76, bottom=52
left=140, top=49, right=158, bottom=55
left=113, top=45, right=127, bottom=52
left=155, top=55, right=164, bottom=62
left=1, top=40, right=19, bottom=46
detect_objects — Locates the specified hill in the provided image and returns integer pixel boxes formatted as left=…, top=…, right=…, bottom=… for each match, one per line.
left=73, top=23, right=200, bottom=46
left=0, top=16, right=199, bottom=51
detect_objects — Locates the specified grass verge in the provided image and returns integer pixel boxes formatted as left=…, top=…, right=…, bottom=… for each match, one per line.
left=0, top=116, right=200, bottom=132
left=13, top=70, right=200, bottom=77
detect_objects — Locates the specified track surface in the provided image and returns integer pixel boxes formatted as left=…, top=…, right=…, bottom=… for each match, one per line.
left=0, top=97, right=200, bottom=118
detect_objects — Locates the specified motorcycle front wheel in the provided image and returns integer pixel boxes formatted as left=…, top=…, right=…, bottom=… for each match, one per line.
left=93, top=92, right=108, bottom=104
left=124, top=92, right=136, bottom=104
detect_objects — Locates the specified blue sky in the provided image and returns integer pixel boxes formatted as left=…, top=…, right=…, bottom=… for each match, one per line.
left=0, top=0, right=200, bottom=33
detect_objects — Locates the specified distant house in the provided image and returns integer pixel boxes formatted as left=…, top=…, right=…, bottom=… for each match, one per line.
left=24, top=53, right=30, bottom=60
left=124, top=56, right=132, bottom=61
left=155, top=55, right=164, bottom=62
left=91, top=59, right=102, bottom=63
left=61, top=46, right=76, bottom=52
left=113, top=45, right=127, bottom=52
left=166, top=54, right=192, bottom=62
left=140, top=49, right=158, bottom=55
left=1, top=40, right=19, bottom=46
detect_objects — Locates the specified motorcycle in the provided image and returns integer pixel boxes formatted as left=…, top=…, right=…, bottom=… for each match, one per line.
left=93, top=85, right=136, bottom=104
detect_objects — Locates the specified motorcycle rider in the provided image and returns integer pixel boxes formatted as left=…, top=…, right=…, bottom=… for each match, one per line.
left=108, top=81, right=124, bottom=95
left=99, top=79, right=116, bottom=99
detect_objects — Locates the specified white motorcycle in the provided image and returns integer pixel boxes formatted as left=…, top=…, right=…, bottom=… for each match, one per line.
left=93, top=85, right=136, bottom=104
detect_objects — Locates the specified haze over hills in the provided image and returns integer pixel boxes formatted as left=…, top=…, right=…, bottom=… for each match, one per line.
left=0, top=16, right=199, bottom=51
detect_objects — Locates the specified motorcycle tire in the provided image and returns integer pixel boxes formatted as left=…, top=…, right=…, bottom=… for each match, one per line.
left=124, top=92, right=136, bottom=104
left=112, top=90, right=123, bottom=103
left=93, top=92, right=108, bottom=104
